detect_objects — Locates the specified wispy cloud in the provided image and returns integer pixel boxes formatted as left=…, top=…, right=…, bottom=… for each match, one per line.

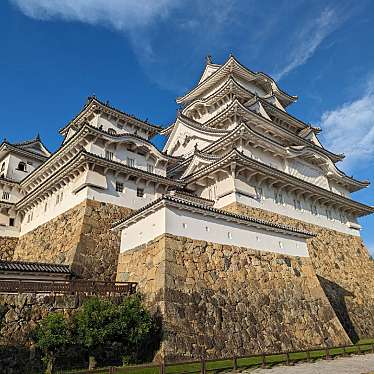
left=273, top=7, right=347, bottom=81
left=320, top=77, right=374, bottom=173
left=10, top=0, right=180, bottom=31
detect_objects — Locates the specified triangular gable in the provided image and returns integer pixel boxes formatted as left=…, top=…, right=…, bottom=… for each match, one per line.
left=304, top=132, right=323, bottom=148
left=247, top=101, right=272, bottom=121
left=181, top=153, right=218, bottom=178
left=20, top=141, right=51, bottom=157
left=265, top=95, right=286, bottom=112
left=199, top=63, right=221, bottom=84
left=163, top=117, right=227, bottom=158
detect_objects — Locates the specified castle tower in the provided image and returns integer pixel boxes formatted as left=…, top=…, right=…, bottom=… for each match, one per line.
left=115, top=55, right=374, bottom=359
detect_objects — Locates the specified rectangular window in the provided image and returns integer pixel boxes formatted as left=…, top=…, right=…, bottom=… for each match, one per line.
left=127, top=158, right=135, bottom=167
left=44, top=202, right=48, bottom=212
left=147, top=164, right=154, bottom=173
left=55, top=194, right=60, bottom=205
left=116, top=182, right=124, bottom=193
left=105, top=150, right=114, bottom=160
left=275, top=191, right=284, bottom=205
left=326, top=209, right=333, bottom=221
left=311, top=204, right=318, bottom=216
left=1, top=192, right=10, bottom=200
left=293, top=199, right=302, bottom=211
left=137, top=188, right=144, bottom=197
left=339, top=211, right=346, bottom=223
left=256, top=187, right=264, bottom=200
left=9, top=218, right=15, bottom=227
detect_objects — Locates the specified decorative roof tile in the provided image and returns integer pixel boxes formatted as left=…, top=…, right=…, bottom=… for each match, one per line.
left=0, top=260, right=71, bottom=274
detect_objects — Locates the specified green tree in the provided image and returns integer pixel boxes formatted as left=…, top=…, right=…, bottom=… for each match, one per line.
left=35, top=312, right=71, bottom=374
left=115, top=295, right=157, bottom=364
left=74, top=296, right=159, bottom=369
left=74, top=297, right=118, bottom=369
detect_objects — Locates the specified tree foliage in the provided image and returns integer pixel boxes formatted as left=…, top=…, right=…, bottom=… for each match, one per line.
left=35, top=312, right=71, bottom=373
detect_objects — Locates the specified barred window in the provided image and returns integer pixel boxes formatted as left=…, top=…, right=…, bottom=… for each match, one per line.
left=105, top=151, right=114, bottom=160
left=116, top=182, right=124, bottom=193
left=127, top=158, right=135, bottom=167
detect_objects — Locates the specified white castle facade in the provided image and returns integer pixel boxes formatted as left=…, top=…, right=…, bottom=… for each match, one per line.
left=0, top=55, right=373, bottom=262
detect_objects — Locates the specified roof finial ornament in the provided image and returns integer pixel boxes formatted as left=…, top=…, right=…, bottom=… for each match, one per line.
left=194, top=142, right=199, bottom=152
left=36, top=133, right=41, bottom=141
left=205, top=55, right=213, bottom=64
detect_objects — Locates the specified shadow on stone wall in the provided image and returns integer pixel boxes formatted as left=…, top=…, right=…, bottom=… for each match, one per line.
left=317, top=275, right=359, bottom=343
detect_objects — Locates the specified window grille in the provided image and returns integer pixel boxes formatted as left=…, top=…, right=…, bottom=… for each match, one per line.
left=116, top=182, right=124, bottom=193
left=105, top=151, right=114, bottom=160
left=137, top=188, right=144, bottom=197
left=127, top=158, right=135, bottom=167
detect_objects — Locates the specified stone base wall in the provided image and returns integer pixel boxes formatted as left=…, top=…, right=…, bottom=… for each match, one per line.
left=223, top=202, right=374, bottom=341
left=0, top=237, right=18, bottom=261
left=0, top=293, right=124, bottom=373
left=13, top=200, right=133, bottom=281
left=117, top=234, right=350, bottom=360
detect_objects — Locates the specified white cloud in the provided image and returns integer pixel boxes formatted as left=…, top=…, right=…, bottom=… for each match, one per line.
left=10, top=0, right=179, bottom=31
left=273, top=7, right=346, bottom=81
left=320, top=78, right=374, bottom=172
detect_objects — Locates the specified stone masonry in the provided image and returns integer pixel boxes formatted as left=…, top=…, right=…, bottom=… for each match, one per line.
left=117, top=233, right=350, bottom=361
left=223, top=202, right=374, bottom=342
left=0, top=237, right=18, bottom=261
left=13, top=200, right=133, bottom=281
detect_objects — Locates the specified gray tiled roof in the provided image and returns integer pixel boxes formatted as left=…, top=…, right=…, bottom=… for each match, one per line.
left=0, top=260, right=71, bottom=274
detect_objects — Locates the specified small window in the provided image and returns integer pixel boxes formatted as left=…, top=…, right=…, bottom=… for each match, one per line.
left=137, top=188, right=144, bottom=197
left=326, top=209, right=333, bottom=221
left=275, top=191, right=284, bottom=205
left=311, top=204, right=318, bottom=216
left=256, top=236, right=260, bottom=241
left=127, top=158, right=135, bottom=167
left=147, top=164, right=154, bottom=173
left=256, top=187, right=264, bottom=200
left=293, top=199, right=302, bottom=211
left=55, top=194, right=60, bottom=205
left=116, top=182, right=124, bottom=193
left=227, top=232, right=232, bottom=239
left=182, top=223, right=187, bottom=229
left=60, top=192, right=63, bottom=202
left=339, top=211, right=346, bottom=223
left=279, top=241, right=284, bottom=249
left=105, top=150, right=114, bottom=160
left=205, top=226, right=209, bottom=232
left=1, top=191, right=10, bottom=200
left=9, top=218, right=15, bottom=227
left=17, top=162, right=27, bottom=172
left=44, top=202, right=48, bottom=212
left=108, top=128, right=117, bottom=135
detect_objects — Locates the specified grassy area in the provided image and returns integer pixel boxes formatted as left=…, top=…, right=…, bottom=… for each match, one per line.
left=60, top=339, right=374, bottom=374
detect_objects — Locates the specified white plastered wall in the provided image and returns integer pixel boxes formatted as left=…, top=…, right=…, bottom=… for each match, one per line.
left=214, top=190, right=361, bottom=237
left=19, top=169, right=164, bottom=235
left=120, top=205, right=308, bottom=257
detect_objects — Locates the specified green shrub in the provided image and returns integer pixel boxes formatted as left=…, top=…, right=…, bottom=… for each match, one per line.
left=35, top=312, right=71, bottom=374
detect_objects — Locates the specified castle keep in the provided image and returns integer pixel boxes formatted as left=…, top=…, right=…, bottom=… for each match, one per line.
left=1, top=56, right=374, bottom=359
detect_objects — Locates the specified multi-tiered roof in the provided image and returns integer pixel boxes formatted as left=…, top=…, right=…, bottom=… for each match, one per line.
left=163, top=55, right=373, bottom=218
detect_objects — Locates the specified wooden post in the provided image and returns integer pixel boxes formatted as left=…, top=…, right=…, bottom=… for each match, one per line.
left=286, top=352, right=290, bottom=366
left=325, top=347, right=330, bottom=360
left=343, top=346, right=346, bottom=356
left=160, top=360, right=165, bottom=374
left=306, top=350, right=311, bottom=362
left=201, top=357, right=206, bottom=374
left=233, top=356, right=238, bottom=371
left=261, top=353, right=266, bottom=368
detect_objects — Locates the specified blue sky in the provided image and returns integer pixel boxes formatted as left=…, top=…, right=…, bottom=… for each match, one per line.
left=1, top=0, right=374, bottom=252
